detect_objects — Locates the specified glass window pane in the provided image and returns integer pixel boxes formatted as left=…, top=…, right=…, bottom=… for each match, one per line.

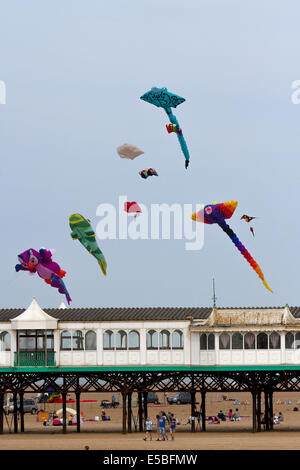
left=257, top=333, right=268, bottom=349
left=147, top=330, right=158, bottom=349
left=116, top=331, right=127, bottom=349
left=219, top=333, right=230, bottom=350
left=269, top=332, right=280, bottom=349
left=159, top=330, right=170, bottom=350
left=128, top=331, right=140, bottom=349
left=73, top=331, right=84, bottom=350
left=208, top=334, right=215, bottom=350
left=172, top=330, right=183, bottom=349
left=0, top=332, right=10, bottom=351
left=61, top=331, right=71, bottom=350
left=200, top=334, right=207, bottom=350
left=85, top=331, right=97, bottom=350
left=103, top=331, right=114, bottom=350
left=232, top=333, right=243, bottom=350
left=285, top=332, right=294, bottom=349
left=244, top=333, right=255, bottom=349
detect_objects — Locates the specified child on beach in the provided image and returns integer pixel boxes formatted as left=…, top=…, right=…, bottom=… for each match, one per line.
left=170, top=413, right=176, bottom=441
left=144, top=417, right=153, bottom=441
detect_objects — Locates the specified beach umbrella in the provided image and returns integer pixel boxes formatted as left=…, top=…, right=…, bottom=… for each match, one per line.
left=56, top=407, right=76, bottom=415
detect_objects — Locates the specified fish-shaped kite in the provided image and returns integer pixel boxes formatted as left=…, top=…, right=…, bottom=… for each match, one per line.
left=139, top=168, right=158, bottom=179
left=191, top=200, right=272, bottom=292
left=69, top=214, right=107, bottom=276
left=140, top=87, right=190, bottom=168
left=15, top=248, right=71, bottom=304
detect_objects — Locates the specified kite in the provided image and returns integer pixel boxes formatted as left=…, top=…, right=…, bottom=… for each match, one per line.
left=69, top=214, right=107, bottom=276
left=191, top=200, right=272, bottom=292
left=117, top=143, right=144, bottom=160
left=140, top=86, right=190, bottom=168
left=241, top=215, right=256, bottom=223
left=124, top=201, right=142, bottom=218
left=15, top=248, right=71, bottom=304
left=139, top=168, right=158, bottom=179
left=241, top=214, right=257, bottom=237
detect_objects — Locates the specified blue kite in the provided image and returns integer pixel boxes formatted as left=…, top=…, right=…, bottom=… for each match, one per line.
left=140, top=87, right=190, bottom=168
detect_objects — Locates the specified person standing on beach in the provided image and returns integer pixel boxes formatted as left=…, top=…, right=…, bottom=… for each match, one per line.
left=143, top=417, right=153, bottom=441
left=157, top=411, right=167, bottom=441
left=170, top=413, right=176, bottom=441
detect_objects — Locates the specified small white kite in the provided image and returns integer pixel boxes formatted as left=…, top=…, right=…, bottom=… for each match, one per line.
left=117, top=143, right=144, bottom=160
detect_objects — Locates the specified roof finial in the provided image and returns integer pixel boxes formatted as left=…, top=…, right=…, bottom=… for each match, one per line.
left=212, top=278, right=217, bottom=308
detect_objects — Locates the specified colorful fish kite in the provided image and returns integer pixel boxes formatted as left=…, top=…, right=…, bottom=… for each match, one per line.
left=124, top=201, right=142, bottom=218
left=191, top=200, right=272, bottom=292
left=140, top=87, right=190, bottom=168
left=139, top=168, right=158, bottom=179
left=117, top=143, right=144, bottom=160
left=15, top=248, right=71, bottom=304
left=69, top=214, right=107, bottom=276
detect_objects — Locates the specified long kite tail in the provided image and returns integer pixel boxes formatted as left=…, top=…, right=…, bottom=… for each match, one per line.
left=165, top=108, right=190, bottom=167
left=217, top=219, right=273, bottom=293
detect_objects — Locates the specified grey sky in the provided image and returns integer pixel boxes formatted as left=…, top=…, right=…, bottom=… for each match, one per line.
left=0, top=0, right=299, bottom=309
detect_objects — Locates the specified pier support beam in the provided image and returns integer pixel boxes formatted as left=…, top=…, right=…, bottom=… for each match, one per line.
left=269, top=392, right=274, bottom=431
left=143, top=392, right=148, bottom=432
left=0, top=393, right=4, bottom=434
left=19, top=392, right=24, bottom=432
left=127, top=392, right=132, bottom=433
left=76, top=392, right=81, bottom=433
left=201, top=392, right=206, bottom=432
left=191, top=391, right=196, bottom=432
left=264, top=391, right=269, bottom=431
left=122, top=392, right=127, bottom=434
left=138, top=392, right=143, bottom=432
left=257, top=391, right=262, bottom=432
left=251, top=391, right=257, bottom=433
left=62, top=392, right=67, bottom=434
left=13, top=393, right=18, bottom=434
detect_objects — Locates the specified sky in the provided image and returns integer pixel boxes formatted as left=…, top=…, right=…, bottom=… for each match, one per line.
left=0, top=0, right=299, bottom=309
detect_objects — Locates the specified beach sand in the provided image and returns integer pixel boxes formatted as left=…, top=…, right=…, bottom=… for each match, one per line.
left=1, top=391, right=300, bottom=450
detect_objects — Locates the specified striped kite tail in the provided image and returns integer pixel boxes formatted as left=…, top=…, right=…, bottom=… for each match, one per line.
left=217, top=219, right=273, bottom=293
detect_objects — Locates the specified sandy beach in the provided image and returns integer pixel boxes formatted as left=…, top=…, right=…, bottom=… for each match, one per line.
left=2, top=391, right=300, bottom=450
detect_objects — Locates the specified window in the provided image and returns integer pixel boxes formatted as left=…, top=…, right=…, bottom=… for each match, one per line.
left=257, top=332, right=268, bottom=349
left=208, top=334, right=215, bottom=350
left=219, top=333, right=230, bottom=350
left=19, top=330, right=54, bottom=351
left=128, top=331, right=140, bottom=350
left=269, top=332, right=280, bottom=350
left=159, top=330, right=170, bottom=350
left=285, top=332, right=294, bottom=349
left=72, top=331, right=84, bottom=350
left=116, top=330, right=127, bottom=350
left=232, top=333, right=243, bottom=350
left=85, top=331, right=97, bottom=351
left=0, top=331, right=10, bottom=351
left=61, top=331, right=72, bottom=350
left=172, top=330, right=183, bottom=349
left=147, top=330, right=158, bottom=349
left=244, top=333, right=255, bottom=349
left=200, top=333, right=207, bottom=350
left=103, top=330, right=114, bottom=350
left=295, top=333, right=300, bottom=349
